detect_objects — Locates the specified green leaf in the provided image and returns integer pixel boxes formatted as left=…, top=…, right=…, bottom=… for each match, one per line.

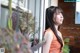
left=7, top=18, right=12, bottom=30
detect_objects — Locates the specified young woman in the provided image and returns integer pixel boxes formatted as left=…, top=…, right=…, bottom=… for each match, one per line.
left=42, top=6, right=64, bottom=53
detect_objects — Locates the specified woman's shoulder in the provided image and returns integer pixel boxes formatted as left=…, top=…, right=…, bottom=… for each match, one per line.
left=43, top=28, right=54, bottom=44
left=44, top=28, right=54, bottom=37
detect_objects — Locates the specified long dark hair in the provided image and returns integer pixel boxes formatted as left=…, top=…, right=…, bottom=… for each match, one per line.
left=45, top=6, right=63, bottom=50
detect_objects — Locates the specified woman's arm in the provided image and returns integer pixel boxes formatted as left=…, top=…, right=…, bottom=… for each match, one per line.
left=31, top=38, right=46, bottom=51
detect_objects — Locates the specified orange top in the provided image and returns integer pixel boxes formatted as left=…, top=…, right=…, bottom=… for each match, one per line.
left=42, top=29, right=63, bottom=53
left=49, top=34, right=61, bottom=53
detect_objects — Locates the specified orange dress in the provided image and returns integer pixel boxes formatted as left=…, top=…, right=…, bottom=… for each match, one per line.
left=49, top=34, right=61, bottom=53
left=43, top=30, right=62, bottom=53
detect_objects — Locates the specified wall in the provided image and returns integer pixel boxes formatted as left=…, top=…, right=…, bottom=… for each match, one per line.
left=51, top=0, right=58, bottom=6
left=58, top=0, right=80, bottom=53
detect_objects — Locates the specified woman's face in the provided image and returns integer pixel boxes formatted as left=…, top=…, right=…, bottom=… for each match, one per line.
left=53, top=12, right=64, bottom=25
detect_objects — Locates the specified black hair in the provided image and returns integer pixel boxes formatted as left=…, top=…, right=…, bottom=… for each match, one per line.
left=45, top=6, right=63, bottom=50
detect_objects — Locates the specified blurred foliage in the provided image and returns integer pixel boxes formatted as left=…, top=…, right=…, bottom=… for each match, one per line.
left=0, top=28, right=32, bottom=53
left=0, top=0, right=35, bottom=53
left=0, top=7, right=35, bottom=53
left=8, top=0, right=13, bottom=30
left=63, top=38, right=70, bottom=53
left=19, top=11, right=35, bottom=35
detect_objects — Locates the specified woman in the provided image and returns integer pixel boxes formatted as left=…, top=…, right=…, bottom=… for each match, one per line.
left=43, top=6, right=64, bottom=53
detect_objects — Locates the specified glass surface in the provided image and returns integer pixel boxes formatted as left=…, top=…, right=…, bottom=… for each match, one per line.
left=75, top=2, right=80, bottom=24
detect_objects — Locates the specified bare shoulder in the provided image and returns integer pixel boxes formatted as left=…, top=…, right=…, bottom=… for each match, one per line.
left=44, top=28, right=54, bottom=43
left=44, top=28, right=54, bottom=37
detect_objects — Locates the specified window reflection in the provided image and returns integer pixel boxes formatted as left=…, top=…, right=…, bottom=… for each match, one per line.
left=75, top=2, right=80, bottom=24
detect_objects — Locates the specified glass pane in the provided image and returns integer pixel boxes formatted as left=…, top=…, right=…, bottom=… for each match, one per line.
left=28, top=0, right=41, bottom=39
left=0, top=2, right=1, bottom=25
left=0, top=7, right=9, bottom=28
left=75, top=2, right=80, bottom=24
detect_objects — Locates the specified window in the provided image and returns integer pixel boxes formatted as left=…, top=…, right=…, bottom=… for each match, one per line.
left=26, top=0, right=51, bottom=53
left=0, top=7, right=9, bottom=28
left=75, top=2, right=80, bottom=24
left=0, top=0, right=27, bottom=28
left=12, top=0, right=26, bottom=9
left=1, top=0, right=8, bottom=6
left=0, top=0, right=51, bottom=53
left=0, top=1, right=1, bottom=25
